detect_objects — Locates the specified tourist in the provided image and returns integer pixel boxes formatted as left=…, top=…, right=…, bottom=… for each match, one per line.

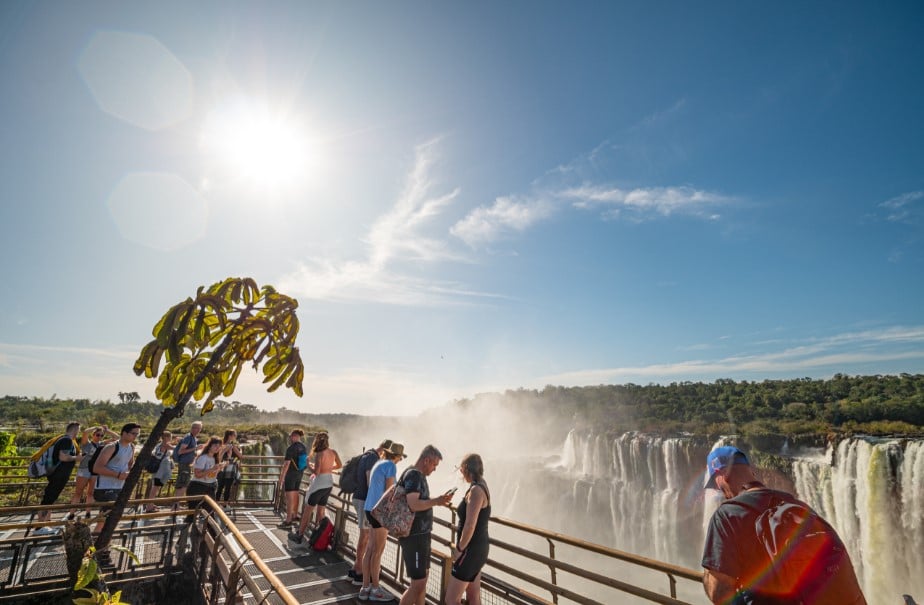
left=358, top=442, right=406, bottom=601
left=290, top=432, right=342, bottom=541
left=185, top=436, right=226, bottom=521
left=92, top=423, right=141, bottom=533
left=34, top=421, right=82, bottom=534
left=216, top=429, right=244, bottom=511
left=398, top=445, right=453, bottom=605
left=68, top=424, right=117, bottom=518
left=144, top=430, right=175, bottom=512
left=445, top=453, right=491, bottom=605
left=173, top=421, right=203, bottom=500
left=701, top=446, right=867, bottom=604
left=277, top=429, right=307, bottom=529
left=349, top=438, right=393, bottom=586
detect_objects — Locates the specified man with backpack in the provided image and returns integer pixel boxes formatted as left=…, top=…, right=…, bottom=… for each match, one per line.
left=345, top=438, right=392, bottom=585
left=701, top=446, right=867, bottom=605
left=91, top=423, right=141, bottom=533
left=173, top=421, right=203, bottom=501
left=34, top=422, right=82, bottom=534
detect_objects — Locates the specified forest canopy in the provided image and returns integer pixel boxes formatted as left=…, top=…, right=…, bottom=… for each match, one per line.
left=2, top=373, right=923, bottom=442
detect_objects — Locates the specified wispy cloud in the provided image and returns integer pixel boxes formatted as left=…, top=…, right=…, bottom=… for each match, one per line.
left=559, top=185, right=730, bottom=221
left=278, top=140, right=496, bottom=306
left=543, top=325, right=924, bottom=385
left=879, top=190, right=923, bottom=224
left=450, top=195, right=555, bottom=248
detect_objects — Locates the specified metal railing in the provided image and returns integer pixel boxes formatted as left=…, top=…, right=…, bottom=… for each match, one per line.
left=323, top=487, right=704, bottom=605
left=0, top=496, right=298, bottom=605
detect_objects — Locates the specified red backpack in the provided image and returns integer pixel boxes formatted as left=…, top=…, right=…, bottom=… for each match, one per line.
left=309, top=517, right=334, bottom=551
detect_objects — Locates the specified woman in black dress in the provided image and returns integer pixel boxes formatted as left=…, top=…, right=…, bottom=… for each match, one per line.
left=445, top=453, right=491, bottom=605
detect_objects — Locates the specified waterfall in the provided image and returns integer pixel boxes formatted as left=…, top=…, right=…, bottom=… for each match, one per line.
left=791, top=438, right=924, bottom=605
left=538, top=430, right=924, bottom=605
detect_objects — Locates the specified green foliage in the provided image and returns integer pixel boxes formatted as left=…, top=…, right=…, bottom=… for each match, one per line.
left=72, top=545, right=138, bottom=605
left=133, top=277, right=304, bottom=413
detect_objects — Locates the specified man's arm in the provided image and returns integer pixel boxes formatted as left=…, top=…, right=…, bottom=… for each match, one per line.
left=406, top=490, right=452, bottom=512
left=703, top=568, right=738, bottom=605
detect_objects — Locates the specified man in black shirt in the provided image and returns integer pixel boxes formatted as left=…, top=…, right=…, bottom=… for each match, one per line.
left=35, top=422, right=82, bottom=534
left=277, top=429, right=306, bottom=529
left=398, top=445, right=453, bottom=605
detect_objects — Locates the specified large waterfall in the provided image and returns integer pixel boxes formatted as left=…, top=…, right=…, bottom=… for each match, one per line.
left=546, top=430, right=924, bottom=605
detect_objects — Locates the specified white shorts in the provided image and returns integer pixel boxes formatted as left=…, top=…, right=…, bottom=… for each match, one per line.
left=353, top=498, right=367, bottom=530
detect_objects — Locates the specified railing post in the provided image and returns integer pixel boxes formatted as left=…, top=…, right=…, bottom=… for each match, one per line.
left=439, top=552, right=453, bottom=604
left=546, top=537, right=558, bottom=604
left=668, top=573, right=677, bottom=598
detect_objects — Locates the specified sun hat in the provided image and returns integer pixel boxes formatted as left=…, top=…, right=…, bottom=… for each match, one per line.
left=384, top=442, right=407, bottom=459
left=378, top=439, right=394, bottom=450
left=704, top=446, right=749, bottom=489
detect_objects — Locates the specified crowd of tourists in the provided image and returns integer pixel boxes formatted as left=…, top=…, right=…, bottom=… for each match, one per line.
left=277, top=430, right=491, bottom=605
left=29, top=419, right=871, bottom=605
left=31, top=420, right=246, bottom=535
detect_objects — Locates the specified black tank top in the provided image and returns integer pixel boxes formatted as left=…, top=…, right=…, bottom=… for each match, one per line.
left=457, top=482, right=491, bottom=546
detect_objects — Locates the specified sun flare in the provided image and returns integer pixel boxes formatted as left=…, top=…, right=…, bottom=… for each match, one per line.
left=201, top=98, right=319, bottom=193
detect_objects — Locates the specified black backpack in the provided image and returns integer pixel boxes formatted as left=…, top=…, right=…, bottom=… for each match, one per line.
left=88, top=442, right=120, bottom=477
left=732, top=490, right=847, bottom=604
left=144, top=445, right=166, bottom=473
left=338, top=450, right=366, bottom=494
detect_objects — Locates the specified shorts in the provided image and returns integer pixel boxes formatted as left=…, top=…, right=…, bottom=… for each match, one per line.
left=153, top=477, right=166, bottom=487
left=94, top=488, right=121, bottom=502
left=175, top=463, right=192, bottom=489
left=284, top=470, right=303, bottom=492
left=399, top=532, right=431, bottom=580
left=76, top=468, right=92, bottom=479
left=306, top=486, right=332, bottom=506
left=365, top=510, right=382, bottom=529
left=353, top=498, right=367, bottom=529
left=451, top=541, right=489, bottom=582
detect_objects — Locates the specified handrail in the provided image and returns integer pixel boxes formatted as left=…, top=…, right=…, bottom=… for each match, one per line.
left=325, top=489, right=702, bottom=605
left=0, top=496, right=298, bottom=605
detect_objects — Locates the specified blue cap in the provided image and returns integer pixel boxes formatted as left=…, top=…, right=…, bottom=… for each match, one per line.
left=704, top=446, right=749, bottom=489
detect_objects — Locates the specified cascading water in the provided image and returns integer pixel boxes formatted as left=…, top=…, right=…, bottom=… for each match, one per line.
left=548, top=429, right=923, bottom=605
left=792, top=438, right=924, bottom=605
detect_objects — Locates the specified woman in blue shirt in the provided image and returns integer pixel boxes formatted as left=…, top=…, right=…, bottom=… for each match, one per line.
left=359, top=442, right=407, bottom=602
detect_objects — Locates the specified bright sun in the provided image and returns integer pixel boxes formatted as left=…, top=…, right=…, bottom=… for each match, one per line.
left=201, top=98, right=319, bottom=193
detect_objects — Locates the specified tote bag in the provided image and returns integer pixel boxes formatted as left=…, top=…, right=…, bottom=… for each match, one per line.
left=370, top=484, right=415, bottom=538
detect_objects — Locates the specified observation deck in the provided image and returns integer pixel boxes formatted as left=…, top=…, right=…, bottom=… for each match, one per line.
left=0, top=454, right=709, bottom=605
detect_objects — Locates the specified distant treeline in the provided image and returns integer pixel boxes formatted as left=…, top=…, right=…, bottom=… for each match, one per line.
left=3, top=374, right=923, bottom=443
left=445, top=373, right=924, bottom=438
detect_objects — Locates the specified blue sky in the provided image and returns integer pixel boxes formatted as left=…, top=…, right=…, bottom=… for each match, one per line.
left=1, top=2, right=922, bottom=415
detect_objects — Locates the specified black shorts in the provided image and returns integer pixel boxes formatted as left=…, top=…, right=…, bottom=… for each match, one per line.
left=153, top=478, right=165, bottom=487
left=399, top=532, right=431, bottom=580
left=94, top=488, right=121, bottom=502
left=284, top=471, right=303, bottom=492
left=365, top=510, right=382, bottom=529
left=306, top=486, right=332, bottom=506
left=41, top=466, right=71, bottom=505
left=451, top=542, right=489, bottom=582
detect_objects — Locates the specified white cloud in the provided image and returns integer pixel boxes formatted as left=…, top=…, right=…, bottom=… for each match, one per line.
left=278, top=140, right=496, bottom=306
left=450, top=196, right=555, bottom=248
left=879, top=190, right=924, bottom=223
left=543, top=325, right=924, bottom=385
left=560, top=185, right=730, bottom=221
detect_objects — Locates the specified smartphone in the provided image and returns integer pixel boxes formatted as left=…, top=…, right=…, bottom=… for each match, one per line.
left=445, top=487, right=458, bottom=496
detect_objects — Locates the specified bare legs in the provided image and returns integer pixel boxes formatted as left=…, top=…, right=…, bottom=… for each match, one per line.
left=444, top=573, right=482, bottom=605
left=399, top=578, right=427, bottom=605
left=361, top=526, right=388, bottom=590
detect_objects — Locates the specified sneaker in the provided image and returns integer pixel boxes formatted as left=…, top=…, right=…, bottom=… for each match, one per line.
left=347, top=569, right=357, bottom=580
left=276, top=521, right=293, bottom=529
left=368, top=586, right=394, bottom=602
left=34, top=526, right=57, bottom=536
left=287, top=533, right=307, bottom=551
left=351, top=573, right=364, bottom=586
left=357, top=587, right=371, bottom=601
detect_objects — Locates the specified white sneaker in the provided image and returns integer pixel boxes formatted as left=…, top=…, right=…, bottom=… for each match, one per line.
left=368, top=586, right=394, bottom=602
left=34, top=526, right=57, bottom=536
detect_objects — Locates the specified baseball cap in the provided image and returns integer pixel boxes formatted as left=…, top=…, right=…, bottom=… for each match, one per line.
left=704, top=446, right=749, bottom=489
